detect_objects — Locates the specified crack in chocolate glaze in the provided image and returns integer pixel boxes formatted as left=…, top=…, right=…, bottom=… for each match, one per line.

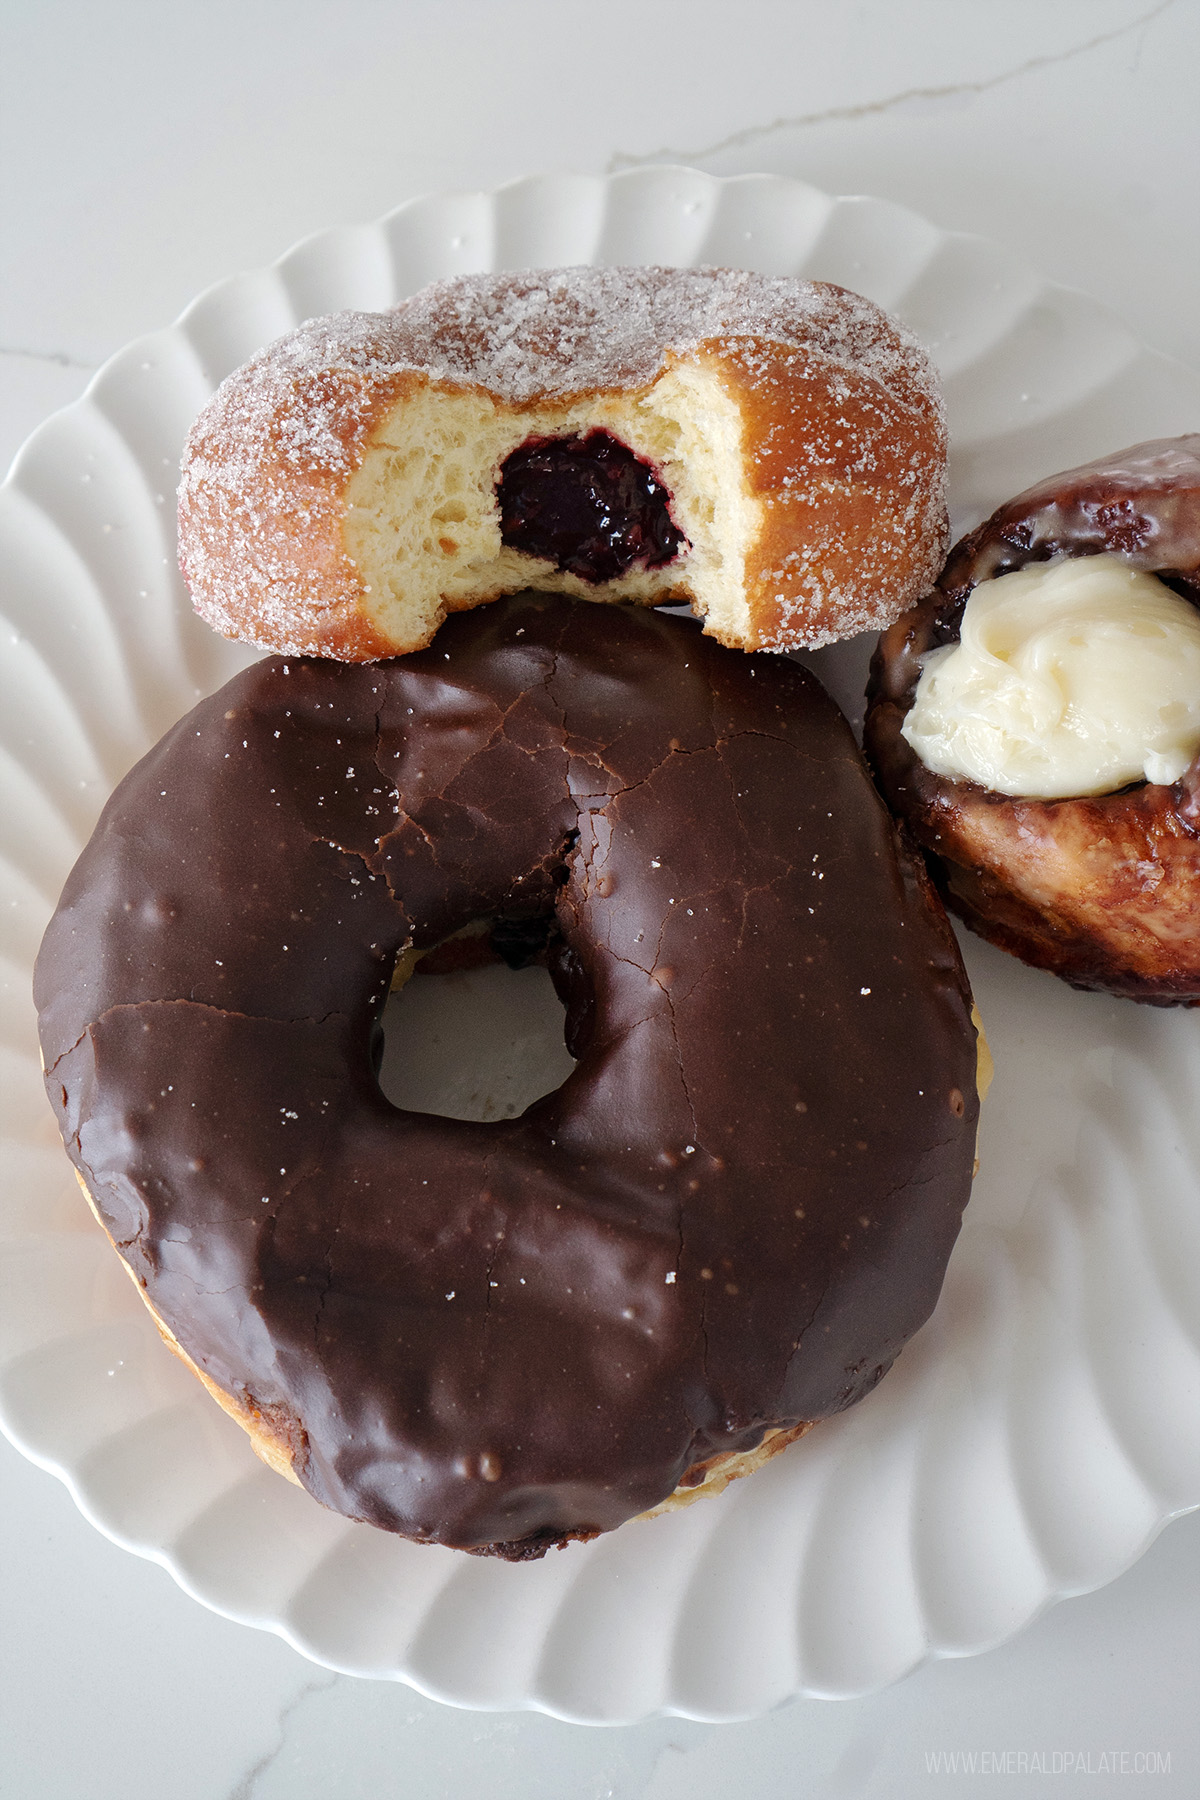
left=34, top=593, right=979, bottom=1555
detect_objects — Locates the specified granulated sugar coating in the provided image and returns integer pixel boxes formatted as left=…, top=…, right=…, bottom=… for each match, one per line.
left=397, top=266, right=928, bottom=401
left=178, top=266, right=948, bottom=660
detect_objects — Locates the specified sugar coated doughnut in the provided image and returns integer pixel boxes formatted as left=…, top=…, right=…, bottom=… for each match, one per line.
left=37, top=594, right=979, bottom=1555
left=178, top=266, right=948, bottom=660
left=866, top=436, right=1200, bottom=1003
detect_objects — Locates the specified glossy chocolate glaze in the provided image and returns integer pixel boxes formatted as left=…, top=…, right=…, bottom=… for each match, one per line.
left=938, top=435, right=1200, bottom=617
left=36, top=595, right=978, bottom=1554
left=497, top=430, right=687, bottom=582
left=866, top=437, right=1200, bottom=1003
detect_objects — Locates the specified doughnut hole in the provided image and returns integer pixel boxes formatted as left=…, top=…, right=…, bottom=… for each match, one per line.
left=375, top=922, right=578, bottom=1122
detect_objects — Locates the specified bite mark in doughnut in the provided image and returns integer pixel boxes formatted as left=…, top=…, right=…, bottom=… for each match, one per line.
left=36, top=594, right=979, bottom=1555
left=866, top=435, right=1200, bottom=1003
left=177, top=266, right=948, bottom=660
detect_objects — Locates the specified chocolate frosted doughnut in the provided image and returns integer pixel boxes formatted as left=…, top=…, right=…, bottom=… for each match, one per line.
left=866, top=437, right=1200, bottom=1003
left=178, top=265, right=948, bottom=660
left=37, top=594, right=978, bottom=1555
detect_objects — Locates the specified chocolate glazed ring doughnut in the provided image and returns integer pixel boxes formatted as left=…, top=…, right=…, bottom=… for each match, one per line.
left=36, top=594, right=979, bottom=1557
left=866, top=436, right=1200, bottom=1004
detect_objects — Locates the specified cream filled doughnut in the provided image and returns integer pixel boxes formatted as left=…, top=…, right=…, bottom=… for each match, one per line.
left=177, top=266, right=949, bottom=660
left=867, top=436, right=1200, bottom=1003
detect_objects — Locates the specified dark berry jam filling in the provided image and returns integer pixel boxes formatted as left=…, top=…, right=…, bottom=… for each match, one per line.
left=496, top=430, right=688, bottom=583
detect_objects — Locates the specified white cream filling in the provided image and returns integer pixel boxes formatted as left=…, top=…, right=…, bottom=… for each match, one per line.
left=902, top=554, right=1200, bottom=798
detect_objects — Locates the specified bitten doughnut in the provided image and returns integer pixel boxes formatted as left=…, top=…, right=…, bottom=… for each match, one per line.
left=36, top=594, right=979, bottom=1557
left=177, top=265, right=948, bottom=659
left=866, top=436, right=1200, bottom=1003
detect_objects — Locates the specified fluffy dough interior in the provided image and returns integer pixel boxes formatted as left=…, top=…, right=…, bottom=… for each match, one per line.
left=342, top=363, right=759, bottom=653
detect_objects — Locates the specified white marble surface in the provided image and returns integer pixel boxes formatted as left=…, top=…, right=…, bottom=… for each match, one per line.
left=2, top=1, right=1198, bottom=1792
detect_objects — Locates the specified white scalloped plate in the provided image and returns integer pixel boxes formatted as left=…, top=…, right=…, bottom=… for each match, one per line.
left=2, top=169, right=1199, bottom=1725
